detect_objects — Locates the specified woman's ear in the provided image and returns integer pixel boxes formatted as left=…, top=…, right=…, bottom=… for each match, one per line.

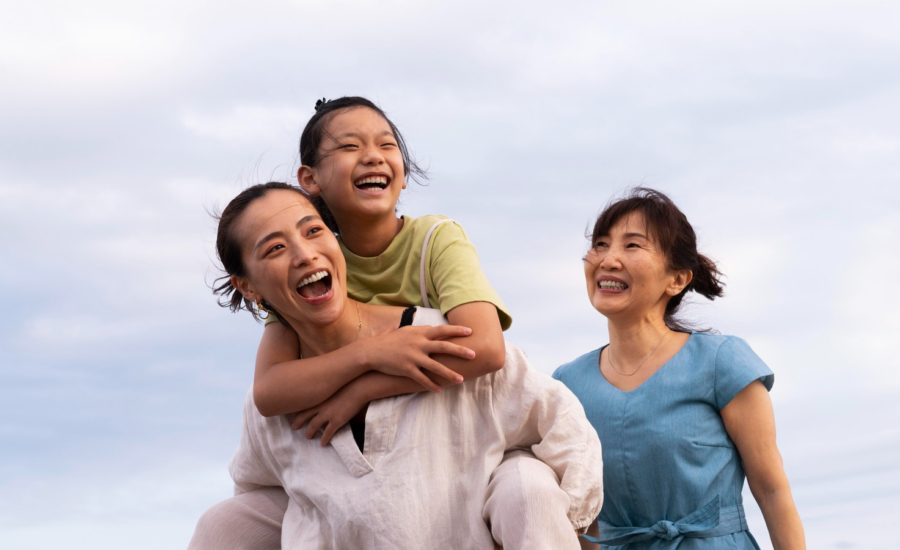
left=297, top=166, right=320, bottom=196
left=231, top=274, right=261, bottom=304
left=668, top=269, right=694, bottom=296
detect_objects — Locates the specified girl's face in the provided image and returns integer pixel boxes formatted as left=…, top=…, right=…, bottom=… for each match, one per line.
left=583, top=212, right=690, bottom=323
left=231, top=190, right=349, bottom=327
left=298, top=107, right=407, bottom=223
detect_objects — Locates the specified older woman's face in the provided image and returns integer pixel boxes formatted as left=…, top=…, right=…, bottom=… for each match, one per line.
left=234, top=190, right=347, bottom=326
left=583, top=212, right=682, bottom=323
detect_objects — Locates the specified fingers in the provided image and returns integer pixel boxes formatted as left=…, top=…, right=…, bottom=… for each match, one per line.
left=417, top=358, right=464, bottom=384
left=320, top=420, right=343, bottom=447
left=410, top=369, right=443, bottom=393
left=306, top=413, right=328, bottom=440
left=427, top=340, right=476, bottom=360
left=427, top=324, right=473, bottom=340
left=291, top=409, right=317, bottom=430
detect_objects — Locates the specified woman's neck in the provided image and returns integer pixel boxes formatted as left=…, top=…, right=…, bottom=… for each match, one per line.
left=606, top=313, right=674, bottom=365
left=286, top=301, right=404, bottom=358
left=338, top=214, right=404, bottom=257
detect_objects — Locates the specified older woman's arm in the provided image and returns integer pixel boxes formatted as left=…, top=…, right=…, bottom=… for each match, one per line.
left=722, top=381, right=806, bottom=550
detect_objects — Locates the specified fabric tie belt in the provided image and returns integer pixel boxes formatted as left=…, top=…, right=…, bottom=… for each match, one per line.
left=583, top=495, right=749, bottom=547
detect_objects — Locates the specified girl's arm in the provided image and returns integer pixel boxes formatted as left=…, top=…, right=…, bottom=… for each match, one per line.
left=443, top=301, right=506, bottom=376
left=253, top=319, right=475, bottom=417
left=721, top=381, right=806, bottom=550
left=280, top=302, right=506, bottom=440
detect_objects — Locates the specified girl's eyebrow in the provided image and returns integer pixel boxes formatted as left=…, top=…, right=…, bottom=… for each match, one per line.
left=254, top=215, right=322, bottom=251
left=335, top=130, right=394, bottom=139
left=623, top=232, right=648, bottom=239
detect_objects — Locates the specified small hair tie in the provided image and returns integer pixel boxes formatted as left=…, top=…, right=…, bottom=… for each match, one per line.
left=314, top=97, right=329, bottom=111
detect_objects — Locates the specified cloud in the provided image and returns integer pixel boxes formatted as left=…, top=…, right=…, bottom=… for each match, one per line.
left=2, top=0, right=900, bottom=547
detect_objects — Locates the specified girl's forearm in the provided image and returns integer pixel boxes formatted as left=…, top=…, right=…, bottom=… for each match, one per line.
left=350, top=366, right=463, bottom=404
left=756, top=486, right=805, bottom=550
left=443, top=301, right=506, bottom=379
left=254, top=341, right=371, bottom=417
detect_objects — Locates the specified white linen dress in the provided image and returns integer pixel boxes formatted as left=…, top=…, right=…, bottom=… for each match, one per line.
left=229, top=308, right=603, bottom=549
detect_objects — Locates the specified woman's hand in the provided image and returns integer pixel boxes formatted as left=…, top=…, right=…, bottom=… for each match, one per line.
left=291, top=383, right=368, bottom=446
left=363, top=325, right=474, bottom=392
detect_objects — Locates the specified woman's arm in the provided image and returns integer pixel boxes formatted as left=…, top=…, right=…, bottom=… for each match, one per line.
left=253, top=319, right=476, bottom=417
left=287, top=302, right=505, bottom=441
left=721, top=381, right=805, bottom=550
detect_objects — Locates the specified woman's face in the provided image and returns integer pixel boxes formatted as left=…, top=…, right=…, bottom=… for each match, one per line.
left=299, top=107, right=406, bottom=223
left=232, top=190, right=348, bottom=327
left=583, top=211, right=688, bottom=323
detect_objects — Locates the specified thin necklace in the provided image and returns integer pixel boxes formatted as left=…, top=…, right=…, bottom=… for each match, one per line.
left=300, top=302, right=362, bottom=359
left=607, top=331, right=670, bottom=377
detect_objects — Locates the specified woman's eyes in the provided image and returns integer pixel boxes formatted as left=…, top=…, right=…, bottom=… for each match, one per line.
left=264, top=243, right=285, bottom=256
left=307, top=226, right=323, bottom=237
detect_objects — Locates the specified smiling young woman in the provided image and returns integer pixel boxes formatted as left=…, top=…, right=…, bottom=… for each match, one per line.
left=555, top=188, right=806, bottom=550
left=191, top=182, right=603, bottom=550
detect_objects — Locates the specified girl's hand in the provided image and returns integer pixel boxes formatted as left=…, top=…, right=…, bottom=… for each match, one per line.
left=291, top=384, right=367, bottom=446
left=364, top=325, right=474, bottom=392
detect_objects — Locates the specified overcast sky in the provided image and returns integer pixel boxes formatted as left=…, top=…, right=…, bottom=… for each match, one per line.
left=1, top=1, right=899, bottom=548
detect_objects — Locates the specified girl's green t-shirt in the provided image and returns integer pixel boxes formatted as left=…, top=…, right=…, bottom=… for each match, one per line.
left=266, top=215, right=511, bottom=330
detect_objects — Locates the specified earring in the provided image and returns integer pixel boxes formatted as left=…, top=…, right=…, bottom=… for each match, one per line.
left=668, top=289, right=678, bottom=295
left=256, top=300, right=272, bottom=319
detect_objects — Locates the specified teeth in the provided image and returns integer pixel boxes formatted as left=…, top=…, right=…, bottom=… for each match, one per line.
left=599, top=280, right=627, bottom=290
left=356, top=176, right=388, bottom=186
left=298, top=270, right=328, bottom=288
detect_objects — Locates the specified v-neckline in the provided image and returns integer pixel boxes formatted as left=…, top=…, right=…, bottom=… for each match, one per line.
left=597, top=333, right=694, bottom=394
left=329, top=392, right=399, bottom=478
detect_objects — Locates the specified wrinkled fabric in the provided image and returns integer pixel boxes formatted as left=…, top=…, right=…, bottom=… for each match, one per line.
left=231, top=308, right=603, bottom=550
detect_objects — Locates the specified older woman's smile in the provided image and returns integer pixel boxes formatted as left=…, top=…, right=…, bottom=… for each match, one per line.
left=597, top=276, right=629, bottom=293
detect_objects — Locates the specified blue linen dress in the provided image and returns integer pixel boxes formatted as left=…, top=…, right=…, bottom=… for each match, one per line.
left=552, top=333, right=774, bottom=549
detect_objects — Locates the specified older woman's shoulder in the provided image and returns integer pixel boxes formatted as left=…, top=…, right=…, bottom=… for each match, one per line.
left=688, top=332, right=761, bottom=357
left=552, top=348, right=603, bottom=383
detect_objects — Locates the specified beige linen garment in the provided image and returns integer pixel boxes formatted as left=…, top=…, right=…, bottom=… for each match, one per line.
left=229, top=308, right=603, bottom=550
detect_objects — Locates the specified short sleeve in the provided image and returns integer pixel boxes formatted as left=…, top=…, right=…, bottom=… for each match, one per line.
left=428, top=221, right=513, bottom=330
left=714, top=336, right=775, bottom=410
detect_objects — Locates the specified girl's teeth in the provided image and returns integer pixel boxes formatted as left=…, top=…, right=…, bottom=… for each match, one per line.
left=356, top=177, right=387, bottom=185
left=298, top=270, right=328, bottom=288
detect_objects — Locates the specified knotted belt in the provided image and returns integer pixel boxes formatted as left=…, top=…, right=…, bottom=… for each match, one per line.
left=582, top=495, right=749, bottom=546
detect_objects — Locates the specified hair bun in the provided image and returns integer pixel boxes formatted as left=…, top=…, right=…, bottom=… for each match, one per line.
left=314, top=98, right=329, bottom=111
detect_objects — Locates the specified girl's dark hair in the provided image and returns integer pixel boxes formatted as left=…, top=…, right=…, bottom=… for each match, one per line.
left=299, top=96, right=427, bottom=232
left=590, top=187, right=725, bottom=332
left=212, top=181, right=318, bottom=322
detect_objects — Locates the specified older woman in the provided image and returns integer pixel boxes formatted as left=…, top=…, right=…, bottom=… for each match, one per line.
left=554, top=189, right=805, bottom=549
left=201, top=182, right=603, bottom=549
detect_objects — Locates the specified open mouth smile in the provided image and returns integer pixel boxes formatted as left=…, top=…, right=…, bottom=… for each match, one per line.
left=296, top=270, right=334, bottom=303
left=354, top=174, right=390, bottom=192
left=597, top=277, right=629, bottom=293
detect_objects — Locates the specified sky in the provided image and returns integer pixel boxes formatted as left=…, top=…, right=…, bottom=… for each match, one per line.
left=1, top=0, right=899, bottom=548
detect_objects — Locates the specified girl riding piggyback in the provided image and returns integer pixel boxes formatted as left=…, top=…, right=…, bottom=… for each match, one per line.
left=189, top=97, right=600, bottom=550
